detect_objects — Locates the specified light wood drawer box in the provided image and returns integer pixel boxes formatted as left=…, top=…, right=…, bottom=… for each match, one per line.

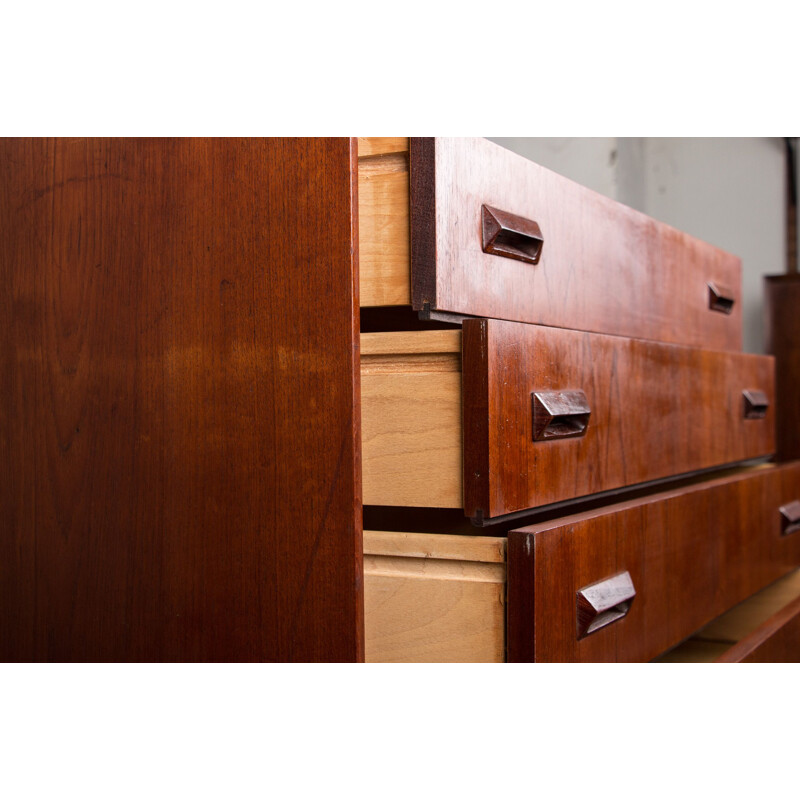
left=358, top=137, right=742, bottom=350
left=361, top=323, right=775, bottom=519
left=507, top=463, right=800, bottom=662
left=363, top=530, right=506, bottom=663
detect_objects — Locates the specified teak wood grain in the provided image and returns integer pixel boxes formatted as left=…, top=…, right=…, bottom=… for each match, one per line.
left=0, top=138, right=363, bottom=661
left=463, top=319, right=775, bottom=520
left=410, top=138, right=742, bottom=350
left=363, top=530, right=505, bottom=662
left=507, top=463, right=800, bottom=662
left=765, top=274, right=800, bottom=461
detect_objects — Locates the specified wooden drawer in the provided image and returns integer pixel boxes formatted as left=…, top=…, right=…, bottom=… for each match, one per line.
left=361, top=323, right=774, bottom=519
left=507, top=463, right=800, bottom=662
left=363, top=530, right=506, bottom=663
left=358, top=137, right=742, bottom=350
left=657, top=569, right=800, bottom=662
left=716, top=592, right=800, bottom=662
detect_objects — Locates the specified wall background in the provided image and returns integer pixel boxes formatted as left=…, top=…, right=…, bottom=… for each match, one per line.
left=488, top=138, right=788, bottom=354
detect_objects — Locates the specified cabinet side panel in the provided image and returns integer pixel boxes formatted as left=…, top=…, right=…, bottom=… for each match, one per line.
left=0, top=138, right=363, bottom=661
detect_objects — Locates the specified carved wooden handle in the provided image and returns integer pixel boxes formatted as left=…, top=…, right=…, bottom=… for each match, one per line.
left=482, top=204, right=544, bottom=265
left=576, top=571, right=636, bottom=640
left=708, top=281, right=735, bottom=314
left=780, top=500, right=800, bottom=536
left=743, top=389, right=769, bottom=420
left=532, top=389, right=590, bottom=441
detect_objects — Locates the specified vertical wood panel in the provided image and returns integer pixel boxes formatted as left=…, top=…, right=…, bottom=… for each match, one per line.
left=765, top=274, right=800, bottom=461
left=0, top=138, right=363, bottom=661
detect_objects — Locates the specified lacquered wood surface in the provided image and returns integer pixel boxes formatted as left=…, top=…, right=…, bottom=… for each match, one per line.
left=0, top=138, right=363, bottom=661
left=765, top=274, right=800, bottom=461
left=507, top=463, right=800, bottom=662
left=463, top=319, right=775, bottom=520
left=410, top=138, right=742, bottom=349
left=715, top=592, right=800, bottom=662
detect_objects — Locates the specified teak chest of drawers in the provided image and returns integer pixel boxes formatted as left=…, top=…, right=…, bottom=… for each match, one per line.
left=359, top=136, right=799, bottom=663
left=3, top=137, right=799, bottom=662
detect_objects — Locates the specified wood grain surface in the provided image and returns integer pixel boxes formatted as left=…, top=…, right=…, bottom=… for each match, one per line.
left=357, top=138, right=409, bottom=158
left=358, top=142, right=411, bottom=307
left=0, top=138, right=363, bottom=661
left=363, top=530, right=506, bottom=662
left=464, top=319, right=775, bottom=520
left=410, top=138, right=742, bottom=350
left=507, top=463, right=800, bottom=662
left=765, top=274, right=800, bottom=460
left=361, top=331, right=462, bottom=508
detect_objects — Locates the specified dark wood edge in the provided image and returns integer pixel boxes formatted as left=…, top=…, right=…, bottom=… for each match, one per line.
left=349, top=137, right=365, bottom=662
left=410, top=137, right=437, bottom=312
left=507, top=531, right=536, bottom=662
left=462, top=318, right=491, bottom=521
left=715, top=592, right=800, bottom=663
left=468, top=459, right=774, bottom=529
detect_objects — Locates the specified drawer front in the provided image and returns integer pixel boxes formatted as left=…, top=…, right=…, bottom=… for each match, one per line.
left=410, top=138, right=741, bottom=350
left=507, top=463, right=800, bottom=662
left=463, top=319, right=774, bottom=520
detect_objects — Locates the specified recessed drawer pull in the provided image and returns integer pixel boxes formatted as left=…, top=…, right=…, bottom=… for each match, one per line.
left=532, top=389, right=590, bottom=441
left=576, top=571, right=636, bottom=640
left=780, top=500, right=800, bottom=536
left=481, top=204, right=544, bottom=265
left=708, top=281, right=736, bottom=314
left=743, top=389, right=769, bottom=419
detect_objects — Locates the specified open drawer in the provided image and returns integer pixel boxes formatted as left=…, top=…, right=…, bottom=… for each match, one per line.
left=506, top=463, right=800, bottom=662
left=361, top=323, right=775, bottom=520
left=363, top=464, right=800, bottom=663
left=358, top=137, right=742, bottom=350
left=657, top=568, right=800, bottom=662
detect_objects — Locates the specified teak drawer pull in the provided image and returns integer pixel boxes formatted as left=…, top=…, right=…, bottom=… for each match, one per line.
left=532, top=389, right=591, bottom=441
left=743, top=389, right=769, bottom=419
left=780, top=500, right=800, bottom=536
left=482, top=204, right=544, bottom=265
left=708, top=281, right=736, bottom=314
left=576, top=572, right=636, bottom=640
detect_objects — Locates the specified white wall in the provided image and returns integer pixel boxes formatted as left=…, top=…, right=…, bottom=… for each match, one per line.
left=489, top=138, right=619, bottom=199
left=488, top=138, right=787, bottom=353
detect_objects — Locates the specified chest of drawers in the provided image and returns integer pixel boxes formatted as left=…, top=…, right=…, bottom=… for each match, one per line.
left=360, top=137, right=800, bottom=662
left=3, top=137, right=798, bottom=662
